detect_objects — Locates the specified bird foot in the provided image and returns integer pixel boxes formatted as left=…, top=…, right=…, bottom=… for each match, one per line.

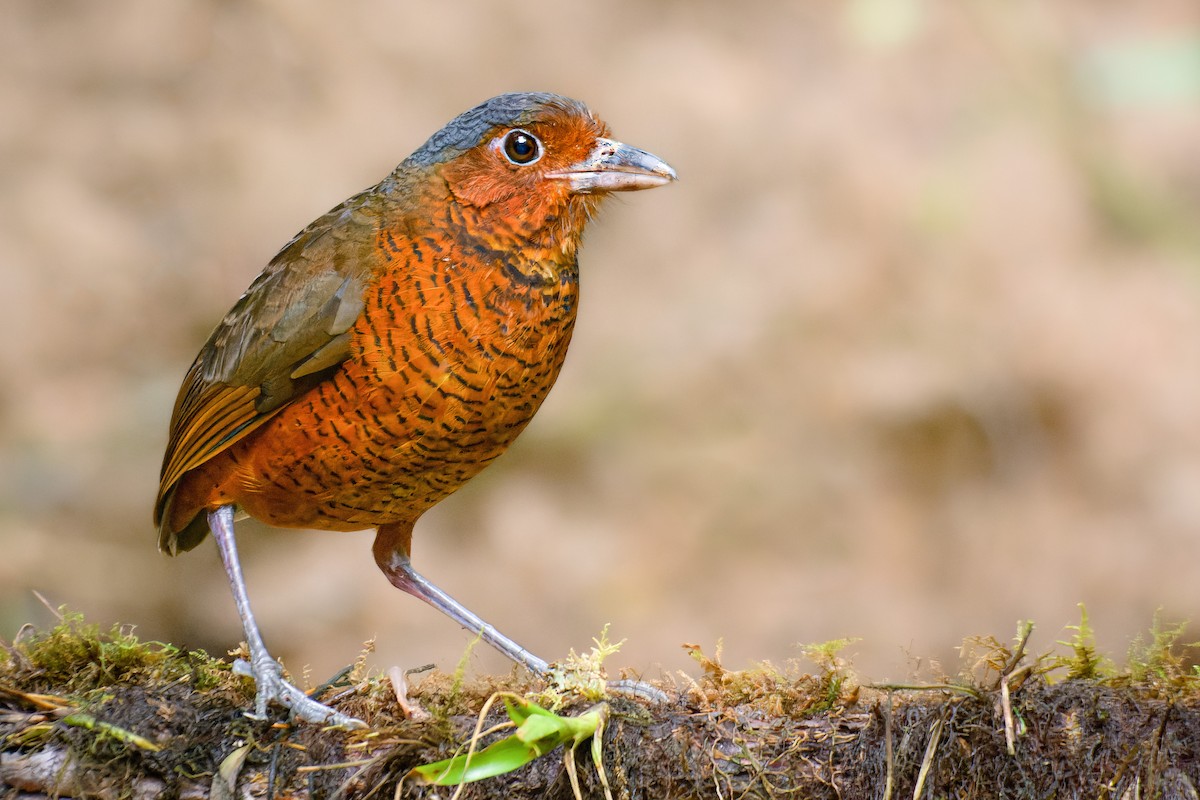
left=233, top=658, right=366, bottom=729
left=606, top=679, right=670, bottom=704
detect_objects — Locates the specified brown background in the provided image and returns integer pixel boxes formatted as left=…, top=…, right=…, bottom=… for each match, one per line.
left=4, top=0, right=1200, bottom=685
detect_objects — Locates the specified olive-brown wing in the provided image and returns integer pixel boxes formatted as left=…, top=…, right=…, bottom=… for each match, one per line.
left=154, top=191, right=389, bottom=545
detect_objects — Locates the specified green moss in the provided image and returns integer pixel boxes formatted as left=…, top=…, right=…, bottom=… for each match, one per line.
left=683, top=639, right=859, bottom=717
left=1053, top=604, right=1112, bottom=681
left=1, top=609, right=228, bottom=699
left=5, top=609, right=1200, bottom=798
left=1125, top=611, right=1199, bottom=688
left=800, top=637, right=859, bottom=713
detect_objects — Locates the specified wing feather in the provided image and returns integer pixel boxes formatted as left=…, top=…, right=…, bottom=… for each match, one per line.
left=154, top=188, right=394, bottom=543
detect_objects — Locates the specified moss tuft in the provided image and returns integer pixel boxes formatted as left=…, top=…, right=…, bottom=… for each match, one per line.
left=3, top=609, right=227, bottom=699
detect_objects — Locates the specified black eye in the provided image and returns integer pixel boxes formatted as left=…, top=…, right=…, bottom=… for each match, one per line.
left=502, top=129, right=542, bottom=165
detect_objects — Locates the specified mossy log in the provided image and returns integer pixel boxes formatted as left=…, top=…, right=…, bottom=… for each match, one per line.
left=2, top=617, right=1200, bottom=799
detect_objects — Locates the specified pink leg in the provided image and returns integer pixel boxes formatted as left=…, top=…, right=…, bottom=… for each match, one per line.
left=377, top=548, right=550, bottom=675
left=373, top=527, right=668, bottom=703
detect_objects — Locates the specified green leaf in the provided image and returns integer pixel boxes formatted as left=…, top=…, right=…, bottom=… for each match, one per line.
left=411, top=733, right=548, bottom=785
left=408, top=696, right=606, bottom=787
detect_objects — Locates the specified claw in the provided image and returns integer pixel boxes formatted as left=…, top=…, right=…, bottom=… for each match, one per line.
left=607, top=679, right=670, bottom=704
left=240, top=657, right=366, bottom=729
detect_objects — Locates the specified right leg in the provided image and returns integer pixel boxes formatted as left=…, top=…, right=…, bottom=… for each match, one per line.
left=209, top=506, right=364, bottom=728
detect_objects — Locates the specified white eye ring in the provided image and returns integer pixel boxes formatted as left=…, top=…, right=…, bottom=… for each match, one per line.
left=500, top=129, right=542, bottom=165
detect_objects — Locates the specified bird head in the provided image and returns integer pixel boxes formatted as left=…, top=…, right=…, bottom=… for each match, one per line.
left=400, top=93, right=676, bottom=256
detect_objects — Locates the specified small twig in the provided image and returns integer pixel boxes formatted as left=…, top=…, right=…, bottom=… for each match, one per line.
left=310, top=664, right=355, bottom=698
left=31, top=591, right=63, bottom=621
left=388, top=666, right=431, bottom=721
left=296, top=759, right=378, bottom=772
left=867, top=683, right=982, bottom=700
left=267, top=740, right=281, bottom=800
left=1007, top=622, right=1034, bottom=671
left=912, top=710, right=947, bottom=800
left=993, top=621, right=1035, bottom=691
left=1001, top=674, right=1015, bottom=756
left=332, top=746, right=404, bottom=800
left=1144, top=703, right=1173, bottom=799
left=883, top=689, right=895, bottom=800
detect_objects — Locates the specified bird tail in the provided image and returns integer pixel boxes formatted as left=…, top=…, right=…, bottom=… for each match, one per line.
left=154, top=488, right=211, bottom=556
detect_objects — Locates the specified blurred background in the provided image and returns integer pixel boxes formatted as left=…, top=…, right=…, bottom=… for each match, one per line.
left=4, top=0, right=1200, bottom=686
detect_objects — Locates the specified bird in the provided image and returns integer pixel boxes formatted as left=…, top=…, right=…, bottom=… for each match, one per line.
left=153, top=92, right=676, bottom=728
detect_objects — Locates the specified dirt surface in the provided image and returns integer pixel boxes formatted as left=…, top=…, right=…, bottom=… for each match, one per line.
left=4, top=1, right=1200, bottom=686
left=2, top=619, right=1199, bottom=798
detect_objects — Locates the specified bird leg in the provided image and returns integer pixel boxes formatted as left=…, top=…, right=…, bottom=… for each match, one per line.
left=208, top=506, right=365, bottom=729
left=374, top=530, right=669, bottom=703
left=375, top=547, right=550, bottom=675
